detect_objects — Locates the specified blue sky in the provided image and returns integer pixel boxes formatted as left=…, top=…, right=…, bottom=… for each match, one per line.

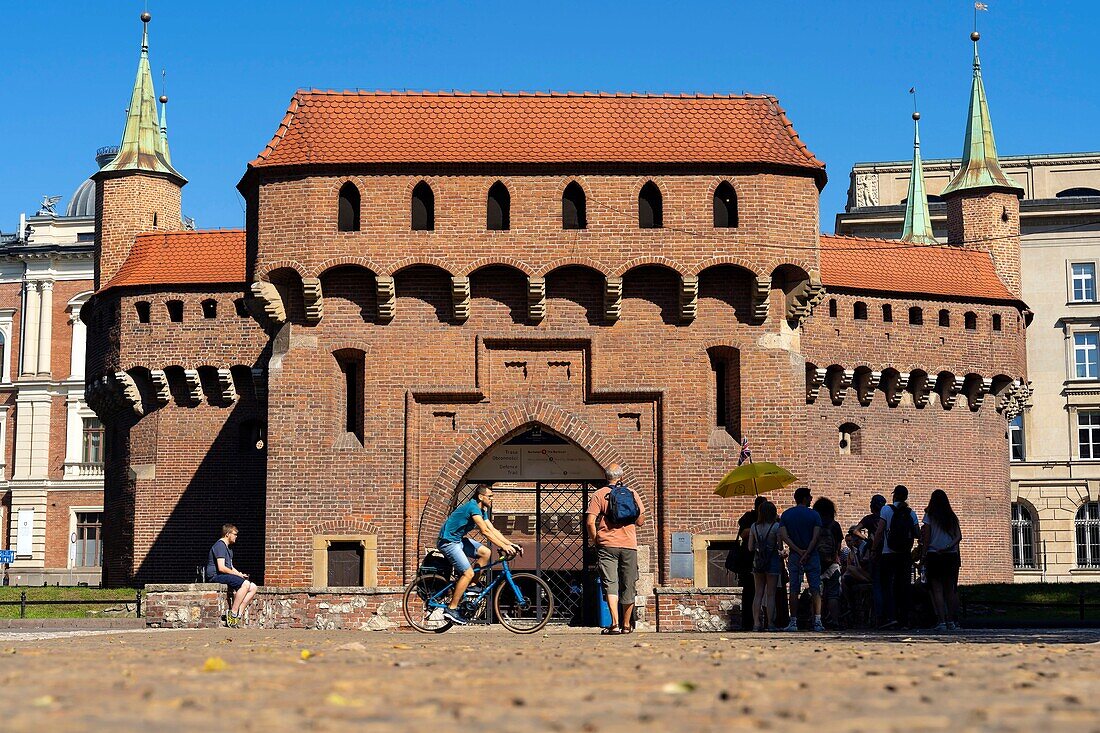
left=1, top=1, right=1095, bottom=233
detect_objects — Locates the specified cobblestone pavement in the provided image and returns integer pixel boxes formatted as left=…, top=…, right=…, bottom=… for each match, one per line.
left=1, top=628, right=1098, bottom=732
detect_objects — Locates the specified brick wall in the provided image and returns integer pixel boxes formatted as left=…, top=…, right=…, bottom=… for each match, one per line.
left=89, top=165, right=1026, bottom=592
left=947, top=191, right=1022, bottom=298
left=94, top=174, right=182, bottom=289
left=44, top=489, right=103, bottom=568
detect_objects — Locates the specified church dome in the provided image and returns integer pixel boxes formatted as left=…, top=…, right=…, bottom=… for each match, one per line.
left=65, top=146, right=118, bottom=217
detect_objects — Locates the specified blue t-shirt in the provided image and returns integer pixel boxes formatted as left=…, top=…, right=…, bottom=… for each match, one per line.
left=439, top=499, right=487, bottom=543
left=207, top=539, right=233, bottom=579
left=779, top=505, right=823, bottom=550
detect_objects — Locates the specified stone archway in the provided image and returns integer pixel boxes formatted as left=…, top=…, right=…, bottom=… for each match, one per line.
left=416, top=400, right=642, bottom=554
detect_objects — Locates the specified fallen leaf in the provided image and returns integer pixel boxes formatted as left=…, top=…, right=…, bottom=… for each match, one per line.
left=326, top=692, right=364, bottom=708
left=662, top=681, right=697, bottom=695
left=203, top=657, right=227, bottom=672
left=337, top=642, right=368, bottom=652
left=32, top=695, right=57, bottom=707
left=392, top=644, right=411, bottom=650
left=300, top=649, right=313, bottom=661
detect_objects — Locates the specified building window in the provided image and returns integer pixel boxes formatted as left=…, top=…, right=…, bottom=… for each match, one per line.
left=82, top=417, right=104, bottom=464
left=166, top=300, right=184, bottom=322
left=1009, top=415, right=1024, bottom=461
left=201, top=299, right=217, bottom=319
left=486, top=181, right=510, bottom=231
left=337, top=182, right=361, bottom=232
left=238, top=419, right=265, bottom=452
left=1079, top=411, right=1100, bottom=458
left=334, top=350, right=364, bottom=445
left=713, top=182, right=738, bottom=228
left=1071, top=262, right=1097, bottom=302
left=964, top=311, right=977, bottom=330
left=1075, top=502, right=1100, bottom=568
left=839, top=422, right=861, bottom=456
left=562, top=182, right=587, bottom=230
left=828, top=298, right=837, bottom=317
left=1058, top=188, right=1100, bottom=198
left=1074, top=332, right=1099, bottom=379
left=853, top=302, right=867, bottom=320
left=411, top=181, right=435, bottom=231
left=882, top=304, right=893, bottom=322
left=992, top=314, right=1002, bottom=331
left=135, top=301, right=151, bottom=323
left=638, top=181, right=663, bottom=229
left=74, top=512, right=103, bottom=567
left=908, top=306, right=923, bottom=325
left=1011, top=503, right=1036, bottom=570
left=938, top=309, right=950, bottom=327
left=708, top=347, right=740, bottom=439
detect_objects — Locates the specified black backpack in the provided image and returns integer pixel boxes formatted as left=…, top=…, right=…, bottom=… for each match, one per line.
left=886, top=503, right=916, bottom=554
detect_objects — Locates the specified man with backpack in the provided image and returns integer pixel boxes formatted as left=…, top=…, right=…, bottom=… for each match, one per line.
left=872, top=484, right=920, bottom=629
left=586, top=463, right=645, bottom=635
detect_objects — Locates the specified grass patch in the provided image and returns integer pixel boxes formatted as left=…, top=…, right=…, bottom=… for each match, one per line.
left=0, top=587, right=141, bottom=619
left=961, top=583, right=1100, bottom=624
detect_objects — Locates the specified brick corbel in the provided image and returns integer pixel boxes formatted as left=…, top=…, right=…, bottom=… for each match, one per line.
left=527, top=277, right=546, bottom=323
left=149, top=369, right=171, bottom=405
left=855, top=370, right=877, bottom=406
left=882, top=372, right=903, bottom=408
left=451, top=276, right=471, bottom=323
left=909, top=372, right=930, bottom=408
left=250, top=281, right=286, bottom=324
left=301, top=277, right=323, bottom=323
left=183, top=369, right=203, bottom=405
left=752, top=276, right=770, bottom=321
left=112, top=370, right=143, bottom=416
left=828, top=368, right=853, bottom=405
left=940, top=376, right=965, bottom=409
left=679, top=276, right=698, bottom=324
left=217, top=368, right=238, bottom=403
left=604, top=277, right=623, bottom=323
left=806, top=367, right=826, bottom=403
left=376, top=276, right=396, bottom=322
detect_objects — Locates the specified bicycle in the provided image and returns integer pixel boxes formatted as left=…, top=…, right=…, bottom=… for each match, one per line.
left=403, top=548, right=555, bottom=634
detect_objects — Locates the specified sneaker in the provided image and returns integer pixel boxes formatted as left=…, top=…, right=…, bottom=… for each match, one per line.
left=946, top=621, right=958, bottom=631
left=931, top=623, right=948, bottom=632
left=225, top=612, right=238, bottom=628
left=442, top=607, right=468, bottom=625
left=812, top=619, right=826, bottom=632
left=782, top=619, right=799, bottom=632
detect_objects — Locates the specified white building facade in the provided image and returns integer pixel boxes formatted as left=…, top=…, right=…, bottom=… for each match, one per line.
left=0, top=149, right=110, bottom=584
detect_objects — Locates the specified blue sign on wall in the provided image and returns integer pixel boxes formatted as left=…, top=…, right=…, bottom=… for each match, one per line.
left=0, top=550, right=14, bottom=564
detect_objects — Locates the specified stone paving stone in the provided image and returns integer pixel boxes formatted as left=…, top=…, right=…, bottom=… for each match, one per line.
left=0, top=629, right=1098, bottom=732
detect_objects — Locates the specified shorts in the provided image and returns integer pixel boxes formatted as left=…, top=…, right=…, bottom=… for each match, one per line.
left=753, top=551, right=783, bottom=576
left=925, top=552, right=961, bottom=584
left=437, top=537, right=484, bottom=574
left=597, top=547, right=639, bottom=600
left=822, top=571, right=841, bottom=600
left=212, top=573, right=245, bottom=591
left=788, top=553, right=821, bottom=595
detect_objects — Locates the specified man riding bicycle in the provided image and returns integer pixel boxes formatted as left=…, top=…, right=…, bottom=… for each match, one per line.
left=438, top=484, right=522, bottom=625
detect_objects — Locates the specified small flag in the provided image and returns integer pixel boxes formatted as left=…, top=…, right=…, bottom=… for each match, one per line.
left=737, top=438, right=752, bottom=466
left=975, top=2, right=988, bottom=10
left=909, top=87, right=915, bottom=94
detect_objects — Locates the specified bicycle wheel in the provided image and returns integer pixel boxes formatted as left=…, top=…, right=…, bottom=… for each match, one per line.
left=493, top=572, right=554, bottom=634
left=403, top=573, right=454, bottom=633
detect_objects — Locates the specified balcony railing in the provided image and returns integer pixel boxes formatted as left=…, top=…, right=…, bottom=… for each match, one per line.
left=64, top=462, right=104, bottom=480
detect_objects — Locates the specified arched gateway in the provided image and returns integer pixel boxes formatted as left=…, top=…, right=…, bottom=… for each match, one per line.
left=441, top=424, right=608, bottom=625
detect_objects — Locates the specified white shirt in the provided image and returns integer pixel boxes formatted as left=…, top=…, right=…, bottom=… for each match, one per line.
left=879, top=502, right=919, bottom=554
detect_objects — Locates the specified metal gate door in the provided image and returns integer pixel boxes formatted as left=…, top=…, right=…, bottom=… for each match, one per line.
left=487, top=482, right=591, bottom=625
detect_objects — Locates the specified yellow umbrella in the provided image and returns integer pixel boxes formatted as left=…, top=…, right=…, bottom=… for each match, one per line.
left=714, top=461, right=798, bottom=498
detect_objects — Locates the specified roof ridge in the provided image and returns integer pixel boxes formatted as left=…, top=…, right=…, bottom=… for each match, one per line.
left=291, top=89, right=776, bottom=99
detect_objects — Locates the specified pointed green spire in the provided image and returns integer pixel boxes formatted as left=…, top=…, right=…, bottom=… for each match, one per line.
left=901, top=111, right=938, bottom=245
left=158, top=93, right=172, bottom=165
left=941, top=32, right=1020, bottom=197
left=98, top=13, right=185, bottom=183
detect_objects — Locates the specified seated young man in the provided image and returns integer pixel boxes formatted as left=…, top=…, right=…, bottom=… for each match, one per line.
left=437, top=485, right=521, bottom=625
left=207, top=523, right=259, bottom=628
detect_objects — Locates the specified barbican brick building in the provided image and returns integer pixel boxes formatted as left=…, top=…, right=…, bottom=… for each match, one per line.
left=85, top=17, right=1028, bottom=624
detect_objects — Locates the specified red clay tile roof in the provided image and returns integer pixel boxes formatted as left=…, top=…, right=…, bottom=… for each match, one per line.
left=102, top=229, right=247, bottom=292
left=819, top=234, right=1015, bottom=301
left=248, top=91, right=825, bottom=179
